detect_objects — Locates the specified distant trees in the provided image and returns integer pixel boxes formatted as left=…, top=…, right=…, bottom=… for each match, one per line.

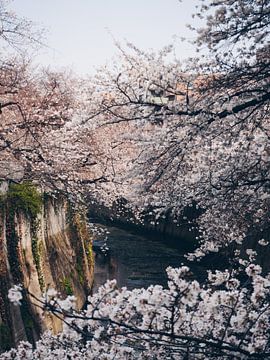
left=0, top=0, right=107, bottom=195
left=0, top=1, right=69, bottom=180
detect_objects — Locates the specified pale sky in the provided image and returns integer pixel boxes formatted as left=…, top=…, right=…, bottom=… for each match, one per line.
left=11, top=0, right=198, bottom=75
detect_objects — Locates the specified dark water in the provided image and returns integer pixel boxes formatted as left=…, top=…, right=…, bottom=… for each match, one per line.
left=91, top=224, right=206, bottom=293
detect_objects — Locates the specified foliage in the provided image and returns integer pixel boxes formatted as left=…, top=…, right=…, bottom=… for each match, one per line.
left=7, top=182, right=42, bottom=219
left=61, top=277, right=73, bottom=296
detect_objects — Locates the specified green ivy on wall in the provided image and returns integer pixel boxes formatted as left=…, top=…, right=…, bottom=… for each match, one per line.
left=7, top=181, right=42, bottom=220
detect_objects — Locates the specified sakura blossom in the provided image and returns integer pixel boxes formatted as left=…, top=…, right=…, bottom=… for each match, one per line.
left=8, top=285, right=23, bottom=306
left=0, top=0, right=269, bottom=358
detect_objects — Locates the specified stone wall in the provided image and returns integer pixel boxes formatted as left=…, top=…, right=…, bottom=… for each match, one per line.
left=88, top=198, right=199, bottom=251
left=0, top=181, right=94, bottom=352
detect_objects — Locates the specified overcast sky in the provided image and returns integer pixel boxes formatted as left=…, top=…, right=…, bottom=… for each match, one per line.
left=11, top=0, right=198, bottom=75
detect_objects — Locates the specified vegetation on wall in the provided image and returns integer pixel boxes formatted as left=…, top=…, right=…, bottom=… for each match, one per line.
left=31, top=234, right=45, bottom=291
left=61, top=276, right=73, bottom=296
left=7, top=182, right=42, bottom=220
left=6, top=182, right=44, bottom=290
left=68, top=205, right=94, bottom=291
left=2, top=182, right=43, bottom=347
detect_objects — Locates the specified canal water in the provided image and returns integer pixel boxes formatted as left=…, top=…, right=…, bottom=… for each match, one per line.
left=91, top=223, right=206, bottom=293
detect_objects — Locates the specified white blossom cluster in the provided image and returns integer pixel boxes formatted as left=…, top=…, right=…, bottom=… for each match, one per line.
left=1, top=0, right=269, bottom=358
left=4, top=261, right=270, bottom=359
left=74, top=0, right=270, bottom=258
left=7, top=285, right=23, bottom=306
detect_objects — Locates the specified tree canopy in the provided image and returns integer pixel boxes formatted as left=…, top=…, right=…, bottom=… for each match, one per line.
left=1, top=0, right=270, bottom=358
left=79, top=0, right=270, bottom=257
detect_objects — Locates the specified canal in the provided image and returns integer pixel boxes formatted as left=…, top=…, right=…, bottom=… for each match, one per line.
left=91, top=223, right=206, bottom=293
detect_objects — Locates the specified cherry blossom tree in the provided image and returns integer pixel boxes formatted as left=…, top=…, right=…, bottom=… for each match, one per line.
left=80, top=0, right=270, bottom=256
left=2, top=0, right=270, bottom=358
left=0, top=0, right=107, bottom=196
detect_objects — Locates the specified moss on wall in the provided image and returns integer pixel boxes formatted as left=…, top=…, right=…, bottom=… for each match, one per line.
left=3, top=182, right=43, bottom=349
left=31, top=230, right=45, bottom=292
left=68, top=209, right=94, bottom=291
left=6, top=182, right=44, bottom=289
left=6, top=205, right=23, bottom=284
left=1, top=183, right=95, bottom=352
left=7, top=182, right=42, bottom=220
left=61, top=276, right=73, bottom=296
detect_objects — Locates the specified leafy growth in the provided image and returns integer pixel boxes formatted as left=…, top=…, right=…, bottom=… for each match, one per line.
left=7, top=182, right=42, bottom=219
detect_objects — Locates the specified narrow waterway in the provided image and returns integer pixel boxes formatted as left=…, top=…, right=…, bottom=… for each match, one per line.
left=91, top=224, right=206, bottom=293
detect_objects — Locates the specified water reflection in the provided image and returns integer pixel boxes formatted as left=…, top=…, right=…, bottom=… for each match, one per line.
left=91, top=224, right=205, bottom=293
